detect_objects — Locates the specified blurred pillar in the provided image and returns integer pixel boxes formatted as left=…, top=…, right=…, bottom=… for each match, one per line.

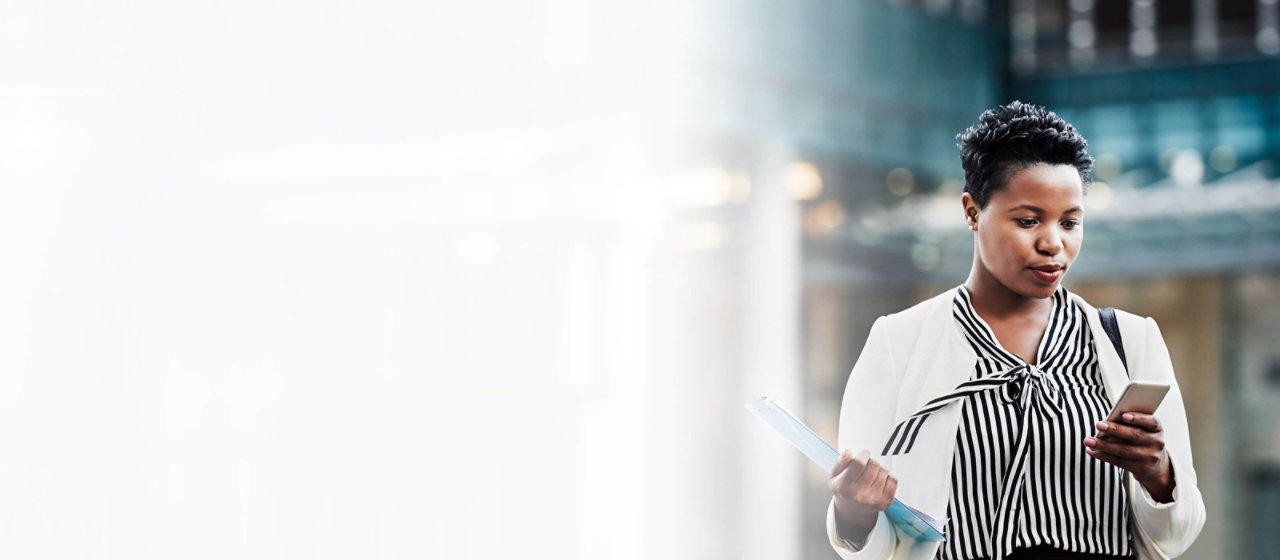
left=1130, top=0, right=1158, bottom=60
left=1258, top=0, right=1280, bottom=55
left=1074, top=277, right=1229, bottom=560
left=1011, top=0, right=1037, bottom=74
left=1069, top=0, right=1097, bottom=68
left=739, top=140, right=804, bottom=560
left=1193, top=0, right=1219, bottom=59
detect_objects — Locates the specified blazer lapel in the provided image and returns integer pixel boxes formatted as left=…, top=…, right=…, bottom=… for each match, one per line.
left=889, top=290, right=976, bottom=521
left=897, top=292, right=977, bottom=420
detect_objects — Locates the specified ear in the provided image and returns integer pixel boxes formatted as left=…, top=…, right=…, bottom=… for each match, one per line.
left=960, top=193, right=980, bottom=231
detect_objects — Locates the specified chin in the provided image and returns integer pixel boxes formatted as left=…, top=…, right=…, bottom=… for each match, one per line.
left=1023, top=282, right=1059, bottom=299
left=989, top=275, right=1054, bottom=300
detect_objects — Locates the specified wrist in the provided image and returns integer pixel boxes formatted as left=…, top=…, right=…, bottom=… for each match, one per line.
left=834, top=500, right=878, bottom=529
left=1137, top=458, right=1176, bottom=503
left=834, top=509, right=877, bottom=546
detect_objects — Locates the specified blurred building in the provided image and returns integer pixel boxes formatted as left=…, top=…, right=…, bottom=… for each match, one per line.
left=683, top=1, right=1280, bottom=559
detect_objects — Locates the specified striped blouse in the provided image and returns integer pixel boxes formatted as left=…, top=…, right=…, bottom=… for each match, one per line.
left=948, top=286, right=1133, bottom=559
left=883, top=286, right=1134, bottom=560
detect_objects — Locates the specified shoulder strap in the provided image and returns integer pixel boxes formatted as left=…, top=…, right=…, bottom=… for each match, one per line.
left=1097, top=307, right=1129, bottom=376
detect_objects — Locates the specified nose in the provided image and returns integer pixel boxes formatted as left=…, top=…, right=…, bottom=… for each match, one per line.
left=1037, top=226, right=1063, bottom=255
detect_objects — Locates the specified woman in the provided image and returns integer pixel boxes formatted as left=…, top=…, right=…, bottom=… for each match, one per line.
left=825, top=102, right=1205, bottom=560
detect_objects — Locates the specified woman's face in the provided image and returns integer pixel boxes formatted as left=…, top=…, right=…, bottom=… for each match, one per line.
left=964, top=163, right=1084, bottom=300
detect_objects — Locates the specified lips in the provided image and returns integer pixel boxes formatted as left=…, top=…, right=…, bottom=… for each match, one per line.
left=1030, top=264, right=1064, bottom=283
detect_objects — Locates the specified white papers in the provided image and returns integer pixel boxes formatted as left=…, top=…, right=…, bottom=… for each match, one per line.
left=744, top=396, right=946, bottom=542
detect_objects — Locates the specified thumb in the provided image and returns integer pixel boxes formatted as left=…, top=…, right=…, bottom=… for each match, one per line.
left=830, top=449, right=854, bottom=477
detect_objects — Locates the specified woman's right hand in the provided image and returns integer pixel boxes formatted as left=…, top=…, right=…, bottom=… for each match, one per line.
left=829, top=449, right=898, bottom=538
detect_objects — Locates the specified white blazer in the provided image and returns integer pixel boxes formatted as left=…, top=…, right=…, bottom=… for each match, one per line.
left=826, top=289, right=1206, bottom=560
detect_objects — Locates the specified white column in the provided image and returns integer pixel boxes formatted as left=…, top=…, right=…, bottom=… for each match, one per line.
left=1011, top=0, right=1037, bottom=74
left=1193, top=0, right=1219, bottom=59
left=1069, top=0, right=1097, bottom=67
left=1131, top=0, right=1158, bottom=59
left=1258, top=0, right=1280, bottom=55
left=739, top=140, right=804, bottom=560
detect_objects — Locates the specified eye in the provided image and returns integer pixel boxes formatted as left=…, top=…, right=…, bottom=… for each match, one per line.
left=1061, top=219, right=1081, bottom=230
left=1014, top=218, right=1037, bottom=228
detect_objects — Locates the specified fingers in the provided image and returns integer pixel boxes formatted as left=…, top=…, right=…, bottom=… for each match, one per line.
left=1085, top=412, right=1172, bottom=483
left=1084, top=446, right=1125, bottom=468
left=830, top=449, right=870, bottom=495
left=1095, top=421, right=1147, bottom=444
left=1087, top=425, right=1165, bottom=457
left=1084, top=436, right=1147, bottom=461
left=1084, top=438, right=1144, bottom=468
left=873, top=469, right=899, bottom=509
left=1085, top=429, right=1169, bottom=485
left=870, top=467, right=891, bottom=508
left=851, top=450, right=881, bottom=484
left=1096, top=411, right=1163, bottom=444
left=1086, top=443, right=1168, bottom=478
left=830, top=449, right=854, bottom=478
left=829, top=449, right=896, bottom=512
left=1118, top=412, right=1162, bottom=432
left=831, top=449, right=867, bottom=478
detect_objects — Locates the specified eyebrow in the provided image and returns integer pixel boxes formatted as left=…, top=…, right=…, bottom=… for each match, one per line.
left=1007, top=204, right=1082, bottom=214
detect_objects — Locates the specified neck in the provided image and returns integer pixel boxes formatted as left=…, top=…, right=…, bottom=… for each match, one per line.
left=963, top=262, right=1052, bottom=320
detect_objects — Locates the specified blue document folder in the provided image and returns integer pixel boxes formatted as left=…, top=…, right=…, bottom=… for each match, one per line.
left=745, top=396, right=946, bottom=542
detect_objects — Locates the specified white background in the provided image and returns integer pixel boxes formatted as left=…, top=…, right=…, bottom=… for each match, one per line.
left=0, top=1, right=805, bottom=559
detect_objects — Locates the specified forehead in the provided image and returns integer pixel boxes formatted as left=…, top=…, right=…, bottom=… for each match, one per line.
left=992, top=163, right=1084, bottom=208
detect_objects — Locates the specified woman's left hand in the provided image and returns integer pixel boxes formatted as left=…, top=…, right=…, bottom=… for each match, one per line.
left=1083, top=412, right=1175, bottom=503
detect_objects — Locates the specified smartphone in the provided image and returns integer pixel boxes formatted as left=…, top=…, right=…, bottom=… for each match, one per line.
left=1095, top=381, right=1170, bottom=440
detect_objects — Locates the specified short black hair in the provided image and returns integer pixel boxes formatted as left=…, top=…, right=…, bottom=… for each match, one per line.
left=956, top=101, right=1094, bottom=208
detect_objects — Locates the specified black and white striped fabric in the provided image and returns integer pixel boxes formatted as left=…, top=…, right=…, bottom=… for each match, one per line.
left=883, top=286, right=1133, bottom=560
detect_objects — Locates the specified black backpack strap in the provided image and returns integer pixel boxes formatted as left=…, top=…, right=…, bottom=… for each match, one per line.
left=1098, top=307, right=1129, bottom=376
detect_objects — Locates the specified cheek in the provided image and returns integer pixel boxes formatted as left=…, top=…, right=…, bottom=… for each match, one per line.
left=1066, top=230, right=1084, bottom=254
left=981, top=229, right=1029, bottom=265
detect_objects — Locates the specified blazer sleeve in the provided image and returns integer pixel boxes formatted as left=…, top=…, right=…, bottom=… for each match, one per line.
left=1127, top=317, right=1207, bottom=559
left=826, top=317, right=901, bottom=560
